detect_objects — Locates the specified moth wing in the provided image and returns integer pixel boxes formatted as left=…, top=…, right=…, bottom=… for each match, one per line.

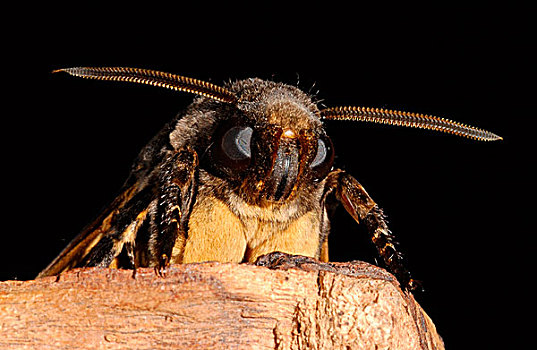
left=37, top=180, right=154, bottom=278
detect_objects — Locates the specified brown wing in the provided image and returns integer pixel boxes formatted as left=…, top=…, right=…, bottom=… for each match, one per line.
left=37, top=146, right=199, bottom=278
left=37, top=181, right=154, bottom=277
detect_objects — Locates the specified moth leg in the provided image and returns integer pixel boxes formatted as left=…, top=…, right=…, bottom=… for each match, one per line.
left=124, top=240, right=137, bottom=278
left=149, top=146, right=198, bottom=275
left=325, top=169, right=419, bottom=291
left=83, top=203, right=150, bottom=269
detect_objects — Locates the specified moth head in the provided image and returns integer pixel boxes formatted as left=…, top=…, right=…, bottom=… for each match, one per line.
left=203, top=78, right=334, bottom=203
left=53, top=67, right=502, bottom=204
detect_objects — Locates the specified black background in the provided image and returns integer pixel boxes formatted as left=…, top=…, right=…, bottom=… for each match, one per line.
left=4, top=4, right=532, bottom=349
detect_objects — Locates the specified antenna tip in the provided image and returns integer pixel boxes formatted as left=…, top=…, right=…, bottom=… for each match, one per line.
left=486, top=132, right=503, bottom=141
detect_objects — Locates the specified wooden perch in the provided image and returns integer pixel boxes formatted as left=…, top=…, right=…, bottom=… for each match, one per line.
left=0, top=253, right=443, bottom=349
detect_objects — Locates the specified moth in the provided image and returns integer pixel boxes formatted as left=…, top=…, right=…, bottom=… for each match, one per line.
left=38, top=67, right=501, bottom=290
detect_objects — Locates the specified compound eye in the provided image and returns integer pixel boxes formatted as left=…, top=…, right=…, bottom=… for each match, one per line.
left=221, top=126, right=253, bottom=160
left=310, top=134, right=334, bottom=179
left=311, top=138, right=327, bottom=168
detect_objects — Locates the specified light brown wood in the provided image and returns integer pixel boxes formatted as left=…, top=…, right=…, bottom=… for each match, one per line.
left=0, top=254, right=443, bottom=349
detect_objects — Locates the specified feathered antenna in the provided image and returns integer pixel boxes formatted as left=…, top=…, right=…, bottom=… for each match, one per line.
left=52, top=67, right=238, bottom=104
left=321, top=106, right=502, bottom=141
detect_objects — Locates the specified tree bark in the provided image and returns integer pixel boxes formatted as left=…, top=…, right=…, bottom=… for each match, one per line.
left=0, top=253, right=443, bottom=349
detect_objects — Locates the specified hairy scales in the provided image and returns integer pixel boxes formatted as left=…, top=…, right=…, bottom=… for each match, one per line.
left=179, top=170, right=326, bottom=263
left=41, top=67, right=500, bottom=290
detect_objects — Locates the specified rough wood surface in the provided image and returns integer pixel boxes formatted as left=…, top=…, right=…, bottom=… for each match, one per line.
left=0, top=253, right=443, bottom=349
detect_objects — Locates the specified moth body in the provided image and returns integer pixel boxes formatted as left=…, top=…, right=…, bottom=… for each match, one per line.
left=39, top=67, right=501, bottom=291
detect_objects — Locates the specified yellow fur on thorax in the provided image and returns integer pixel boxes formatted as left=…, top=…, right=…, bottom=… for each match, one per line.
left=176, top=195, right=322, bottom=264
